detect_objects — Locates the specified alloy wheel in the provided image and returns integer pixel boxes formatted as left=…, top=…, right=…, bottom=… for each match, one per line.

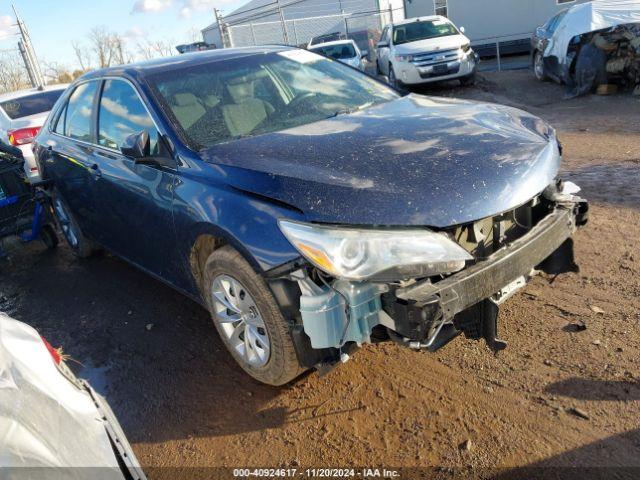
left=211, top=274, right=270, bottom=367
left=53, top=198, right=79, bottom=248
left=534, top=52, right=545, bottom=81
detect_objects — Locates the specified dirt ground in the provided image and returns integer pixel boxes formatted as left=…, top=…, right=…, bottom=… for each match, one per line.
left=1, top=70, right=639, bottom=479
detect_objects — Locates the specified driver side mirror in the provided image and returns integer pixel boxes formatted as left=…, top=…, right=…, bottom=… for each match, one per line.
left=377, top=41, right=389, bottom=49
left=460, top=26, right=466, bottom=34
left=361, top=49, right=369, bottom=59
left=121, top=130, right=150, bottom=159
left=121, top=130, right=175, bottom=169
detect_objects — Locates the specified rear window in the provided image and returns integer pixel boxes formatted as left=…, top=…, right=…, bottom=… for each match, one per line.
left=310, top=44, right=357, bottom=60
left=0, top=89, right=64, bottom=120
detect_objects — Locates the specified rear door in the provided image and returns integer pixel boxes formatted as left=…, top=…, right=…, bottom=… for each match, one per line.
left=44, top=81, right=103, bottom=239
left=91, top=78, right=177, bottom=278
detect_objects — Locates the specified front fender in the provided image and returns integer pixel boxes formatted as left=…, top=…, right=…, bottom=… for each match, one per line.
left=172, top=172, right=303, bottom=298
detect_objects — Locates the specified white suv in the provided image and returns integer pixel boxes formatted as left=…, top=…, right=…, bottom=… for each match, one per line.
left=376, top=16, right=477, bottom=88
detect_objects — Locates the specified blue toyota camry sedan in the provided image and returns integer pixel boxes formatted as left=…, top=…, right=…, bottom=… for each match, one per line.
left=34, top=46, right=587, bottom=385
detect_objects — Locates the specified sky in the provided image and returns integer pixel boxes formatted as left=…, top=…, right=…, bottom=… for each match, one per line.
left=0, top=0, right=246, bottom=69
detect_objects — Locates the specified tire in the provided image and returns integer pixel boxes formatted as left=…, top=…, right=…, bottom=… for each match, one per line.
left=203, top=245, right=305, bottom=386
left=388, top=65, right=400, bottom=89
left=534, top=51, right=548, bottom=82
left=40, top=223, right=58, bottom=250
left=460, top=71, right=477, bottom=86
left=51, top=190, right=96, bottom=258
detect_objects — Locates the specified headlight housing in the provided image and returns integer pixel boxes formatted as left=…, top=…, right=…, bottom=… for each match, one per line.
left=278, top=220, right=473, bottom=282
left=461, top=42, right=471, bottom=53
left=394, top=54, right=414, bottom=62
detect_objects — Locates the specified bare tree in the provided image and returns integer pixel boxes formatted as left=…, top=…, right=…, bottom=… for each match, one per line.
left=0, top=51, right=30, bottom=93
left=136, top=39, right=174, bottom=61
left=71, top=40, right=92, bottom=70
left=88, top=27, right=114, bottom=68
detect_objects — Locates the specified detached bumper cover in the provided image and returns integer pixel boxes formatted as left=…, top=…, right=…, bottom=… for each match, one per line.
left=396, top=205, right=585, bottom=320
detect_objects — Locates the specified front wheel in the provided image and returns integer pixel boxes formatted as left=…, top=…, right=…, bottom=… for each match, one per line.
left=460, top=71, right=477, bottom=86
left=389, top=65, right=400, bottom=89
left=203, top=245, right=305, bottom=386
left=534, top=51, right=548, bottom=81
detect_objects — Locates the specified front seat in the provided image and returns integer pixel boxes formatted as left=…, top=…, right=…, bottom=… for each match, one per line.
left=171, top=93, right=206, bottom=130
left=222, top=78, right=274, bottom=137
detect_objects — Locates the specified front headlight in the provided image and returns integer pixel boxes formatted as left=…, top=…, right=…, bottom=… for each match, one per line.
left=461, top=42, right=471, bottom=53
left=278, top=220, right=473, bottom=281
left=394, top=54, right=413, bottom=62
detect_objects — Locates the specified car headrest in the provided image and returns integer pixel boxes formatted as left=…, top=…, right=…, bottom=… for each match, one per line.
left=227, top=78, right=254, bottom=104
left=174, top=93, right=199, bottom=107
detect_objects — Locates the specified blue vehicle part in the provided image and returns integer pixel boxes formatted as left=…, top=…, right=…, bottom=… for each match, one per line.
left=20, top=200, right=44, bottom=243
left=298, top=277, right=384, bottom=349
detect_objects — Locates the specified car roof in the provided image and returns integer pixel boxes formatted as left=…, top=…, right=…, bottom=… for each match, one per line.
left=392, top=15, right=449, bottom=27
left=79, top=45, right=294, bottom=81
left=0, top=84, right=69, bottom=103
left=308, top=39, right=357, bottom=49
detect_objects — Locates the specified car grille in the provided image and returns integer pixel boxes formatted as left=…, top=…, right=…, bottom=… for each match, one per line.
left=411, top=48, right=461, bottom=68
left=448, top=196, right=553, bottom=262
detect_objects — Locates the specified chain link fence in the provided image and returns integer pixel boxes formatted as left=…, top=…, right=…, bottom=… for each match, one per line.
left=223, top=9, right=398, bottom=62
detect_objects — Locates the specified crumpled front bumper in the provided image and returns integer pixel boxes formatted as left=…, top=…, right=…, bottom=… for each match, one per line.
left=384, top=197, right=588, bottom=352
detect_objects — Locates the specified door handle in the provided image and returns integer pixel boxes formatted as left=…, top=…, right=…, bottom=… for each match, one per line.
left=89, top=163, right=102, bottom=178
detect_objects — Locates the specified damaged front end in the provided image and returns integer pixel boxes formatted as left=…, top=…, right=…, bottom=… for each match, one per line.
left=268, top=181, right=588, bottom=372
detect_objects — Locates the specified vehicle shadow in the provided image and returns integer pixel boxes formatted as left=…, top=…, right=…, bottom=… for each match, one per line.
left=0, top=242, right=334, bottom=443
left=545, top=377, right=640, bottom=401
left=490, top=429, right=640, bottom=480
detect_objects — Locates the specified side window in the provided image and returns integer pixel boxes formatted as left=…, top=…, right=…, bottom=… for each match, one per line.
left=98, top=79, right=158, bottom=155
left=380, top=27, right=389, bottom=44
left=64, top=82, right=99, bottom=142
left=53, top=103, right=67, bottom=134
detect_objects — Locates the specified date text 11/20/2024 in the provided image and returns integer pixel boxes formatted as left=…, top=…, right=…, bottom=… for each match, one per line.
left=233, top=468, right=400, bottom=478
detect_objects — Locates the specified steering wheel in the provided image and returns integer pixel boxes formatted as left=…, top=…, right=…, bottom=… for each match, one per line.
left=286, top=92, right=318, bottom=113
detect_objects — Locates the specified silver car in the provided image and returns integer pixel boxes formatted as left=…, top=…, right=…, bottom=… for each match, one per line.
left=0, top=84, right=68, bottom=182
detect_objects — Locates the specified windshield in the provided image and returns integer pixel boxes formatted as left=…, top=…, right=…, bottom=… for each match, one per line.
left=147, top=50, right=397, bottom=148
left=310, top=44, right=356, bottom=59
left=0, top=89, right=64, bottom=120
left=393, top=19, right=458, bottom=45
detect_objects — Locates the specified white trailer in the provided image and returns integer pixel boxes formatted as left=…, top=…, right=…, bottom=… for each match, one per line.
left=403, top=0, right=589, bottom=54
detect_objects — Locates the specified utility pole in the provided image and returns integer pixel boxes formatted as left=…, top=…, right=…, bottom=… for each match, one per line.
left=276, top=0, right=289, bottom=44
left=12, top=5, right=44, bottom=88
left=214, top=8, right=229, bottom=48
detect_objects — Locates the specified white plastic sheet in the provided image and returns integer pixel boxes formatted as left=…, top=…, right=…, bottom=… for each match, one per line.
left=546, top=0, right=640, bottom=64
left=0, top=314, right=123, bottom=479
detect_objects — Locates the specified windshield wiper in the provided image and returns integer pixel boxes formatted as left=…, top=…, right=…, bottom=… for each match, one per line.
left=327, top=101, right=374, bottom=119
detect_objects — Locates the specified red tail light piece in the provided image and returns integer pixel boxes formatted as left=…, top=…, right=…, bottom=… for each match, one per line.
left=40, top=335, right=62, bottom=365
left=8, top=126, right=41, bottom=146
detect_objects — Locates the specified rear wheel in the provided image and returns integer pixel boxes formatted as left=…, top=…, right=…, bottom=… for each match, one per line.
left=203, top=245, right=305, bottom=386
left=51, top=191, right=96, bottom=258
left=534, top=51, right=548, bottom=81
left=40, top=224, right=58, bottom=250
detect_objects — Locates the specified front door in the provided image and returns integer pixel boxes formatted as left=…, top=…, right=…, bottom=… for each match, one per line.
left=91, top=78, right=177, bottom=279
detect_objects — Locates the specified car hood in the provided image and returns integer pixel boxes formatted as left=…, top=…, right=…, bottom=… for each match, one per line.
left=200, top=94, right=560, bottom=228
left=394, top=34, right=468, bottom=54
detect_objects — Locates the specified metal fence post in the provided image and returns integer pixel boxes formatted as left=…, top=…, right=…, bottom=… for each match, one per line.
left=250, top=23, right=257, bottom=45
left=292, top=19, right=299, bottom=46
left=496, top=39, right=501, bottom=71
